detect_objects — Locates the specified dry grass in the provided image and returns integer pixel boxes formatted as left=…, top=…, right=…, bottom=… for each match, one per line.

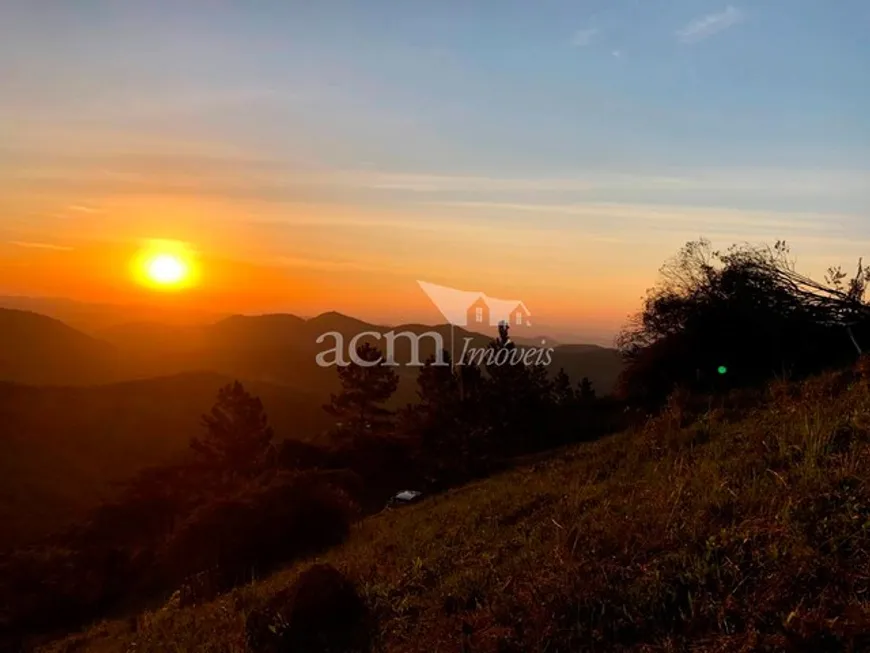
left=39, top=370, right=870, bottom=652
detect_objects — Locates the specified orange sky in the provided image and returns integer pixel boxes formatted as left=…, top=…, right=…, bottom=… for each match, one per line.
left=0, top=220, right=640, bottom=340
left=0, top=174, right=661, bottom=342
left=2, top=177, right=865, bottom=344
left=3, top=3, right=868, bottom=344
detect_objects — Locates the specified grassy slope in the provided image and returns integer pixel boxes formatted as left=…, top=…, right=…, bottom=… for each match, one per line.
left=41, top=370, right=870, bottom=652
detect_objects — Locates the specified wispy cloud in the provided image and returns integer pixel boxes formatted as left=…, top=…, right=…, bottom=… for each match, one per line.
left=612, top=50, right=623, bottom=58
left=340, top=168, right=870, bottom=196
left=9, top=240, right=74, bottom=251
left=272, top=255, right=403, bottom=274
left=67, top=204, right=101, bottom=213
left=571, top=28, right=599, bottom=47
left=8, top=149, right=867, bottom=211
left=677, top=6, right=744, bottom=44
left=431, top=201, right=858, bottom=241
left=352, top=173, right=600, bottom=193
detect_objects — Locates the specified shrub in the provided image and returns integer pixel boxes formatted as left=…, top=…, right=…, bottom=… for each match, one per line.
left=617, top=239, right=870, bottom=406
left=245, top=563, right=371, bottom=653
left=155, top=472, right=358, bottom=593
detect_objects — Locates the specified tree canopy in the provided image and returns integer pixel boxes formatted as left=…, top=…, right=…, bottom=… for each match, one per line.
left=617, top=239, right=870, bottom=404
left=324, top=342, right=400, bottom=444
left=190, top=381, right=274, bottom=479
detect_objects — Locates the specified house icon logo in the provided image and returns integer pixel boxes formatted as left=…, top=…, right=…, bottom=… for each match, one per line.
left=417, top=280, right=532, bottom=329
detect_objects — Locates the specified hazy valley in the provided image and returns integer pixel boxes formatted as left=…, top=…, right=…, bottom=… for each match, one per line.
left=0, top=302, right=622, bottom=548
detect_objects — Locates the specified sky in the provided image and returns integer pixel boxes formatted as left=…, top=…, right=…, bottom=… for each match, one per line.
left=0, top=0, right=868, bottom=343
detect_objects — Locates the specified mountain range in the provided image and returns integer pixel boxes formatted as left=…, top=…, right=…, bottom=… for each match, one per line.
left=0, top=301, right=624, bottom=546
left=0, top=306, right=624, bottom=396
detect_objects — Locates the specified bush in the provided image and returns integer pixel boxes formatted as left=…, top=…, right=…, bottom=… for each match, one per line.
left=155, top=472, right=358, bottom=592
left=278, top=439, right=332, bottom=470
left=0, top=541, right=141, bottom=637
left=617, top=239, right=870, bottom=406
left=245, top=563, right=371, bottom=653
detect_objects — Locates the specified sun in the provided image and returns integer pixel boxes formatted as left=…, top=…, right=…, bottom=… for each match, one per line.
left=133, top=240, right=198, bottom=291
left=147, top=254, right=187, bottom=285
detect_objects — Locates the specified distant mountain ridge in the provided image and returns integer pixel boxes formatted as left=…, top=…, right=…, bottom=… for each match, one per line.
left=0, top=295, right=593, bottom=345
left=0, top=295, right=225, bottom=332
left=0, top=309, right=120, bottom=385
left=0, top=307, right=624, bottom=394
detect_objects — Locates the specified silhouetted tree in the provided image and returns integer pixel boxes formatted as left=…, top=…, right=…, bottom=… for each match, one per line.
left=278, top=439, right=331, bottom=471
left=617, top=239, right=870, bottom=405
left=190, top=381, right=274, bottom=479
left=403, top=350, right=489, bottom=485
left=458, top=356, right=485, bottom=404
left=578, top=376, right=596, bottom=402
left=552, top=368, right=576, bottom=406
left=480, top=322, right=554, bottom=454
left=324, top=342, right=399, bottom=444
left=417, top=350, right=460, bottom=412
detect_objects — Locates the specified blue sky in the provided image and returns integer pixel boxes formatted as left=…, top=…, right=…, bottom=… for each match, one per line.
left=0, top=0, right=868, bottom=338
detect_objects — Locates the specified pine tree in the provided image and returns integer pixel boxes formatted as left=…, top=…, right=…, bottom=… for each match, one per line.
left=407, top=351, right=462, bottom=482
left=483, top=321, right=553, bottom=453
left=578, top=376, right=596, bottom=402
left=191, top=381, right=274, bottom=479
left=417, top=349, right=460, bottom=410
left=324, top=342, right=399, bottom=443
left=406, top=350, right=492, bottom=484
left=553, top=368, right=576, bottom=405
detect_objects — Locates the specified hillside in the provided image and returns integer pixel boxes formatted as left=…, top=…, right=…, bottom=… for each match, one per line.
left=0, top=309, right=120, bottom=385
left=40, top=367, right=870, bottom=652
left=0, top=373, right=330, bottom=547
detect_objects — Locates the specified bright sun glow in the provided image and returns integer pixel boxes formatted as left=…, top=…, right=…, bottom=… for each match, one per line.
left=147, top=254, right=187, bottom=285
left=133, top=241, right=198, bottom=291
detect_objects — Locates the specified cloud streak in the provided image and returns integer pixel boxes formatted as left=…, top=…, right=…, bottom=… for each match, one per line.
left=345, top=168, right=870, bottom=196
left=9, top=240, right=74, bottom=251
left=677, top=6, right=744, bottom=43
left=272, top=255, right=406, bottom=275
left=67, top=204, right=102, bottom=214
left=432, top=200, right=858, bottom=242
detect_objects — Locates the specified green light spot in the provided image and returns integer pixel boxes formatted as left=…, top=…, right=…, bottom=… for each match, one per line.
left=717, top=365, right=728, bottom=375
